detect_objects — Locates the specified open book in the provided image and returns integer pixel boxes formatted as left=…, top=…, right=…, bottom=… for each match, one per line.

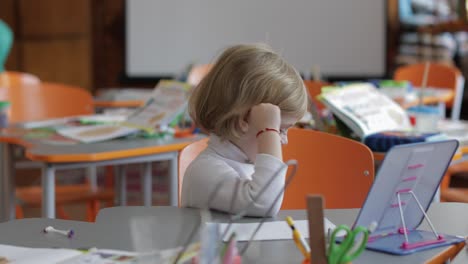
left=56, top=80, right=191, bottom=143
left=319, top=83, right=412, bottom=139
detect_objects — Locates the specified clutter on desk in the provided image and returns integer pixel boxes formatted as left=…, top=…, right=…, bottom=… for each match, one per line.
left=22, top=80, right=193, bottom=143
left=95, top=88, right=153, bottom=102
left=0, top=100, right=10, bottom=129
left=371, top=79, right=413, bottom=101
left=363, top=131, right=442, bottom=152
left=319, top=83, right=412, bottom=139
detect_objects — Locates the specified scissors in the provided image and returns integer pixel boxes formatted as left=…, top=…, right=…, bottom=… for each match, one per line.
left=327, top=225, right=369, bottom=264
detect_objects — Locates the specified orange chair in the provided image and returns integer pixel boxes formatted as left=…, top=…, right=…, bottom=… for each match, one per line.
left=178, top=128, right=374, bottom=210
left=282, top=128, right=374, bottom=209
left=1, top=82, right=113, bottom=221
left=178, top=137, right=209, bottom=205
left=393, top=62, right=464, bottom=120
left=4, top=82, right=94, bottom=123
left=303, top=80, right=330, bottom=112
left=0, top=71, right=40, bottom=87
left=187, top=64, right=213, bottom=87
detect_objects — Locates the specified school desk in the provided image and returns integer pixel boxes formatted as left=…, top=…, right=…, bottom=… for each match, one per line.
left=0, top=127, right=205, bottom=221
left=0, top=203, right=465, bottom=263
left=93, top=100, right=144, bottom=109
left=397, top=87, right=454, bottom=110
left=94, top=203, right=467, bottom=264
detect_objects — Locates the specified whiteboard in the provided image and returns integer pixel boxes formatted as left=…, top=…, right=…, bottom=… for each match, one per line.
left=126, top=0, right=386, bottom=78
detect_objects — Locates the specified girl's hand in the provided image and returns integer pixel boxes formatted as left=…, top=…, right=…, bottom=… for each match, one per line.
left=249, top=103, right=281, bottom=131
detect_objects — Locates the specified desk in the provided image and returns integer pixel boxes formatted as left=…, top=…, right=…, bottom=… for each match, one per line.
left=397, top=87, right=454, bottom=110
left=0, top=127, right=205, bottom=221
left=93, top=100, right=144, bottom=109
left=0, top=203, right=465, bottom=263
left=94, top=204, right=467, bottom=264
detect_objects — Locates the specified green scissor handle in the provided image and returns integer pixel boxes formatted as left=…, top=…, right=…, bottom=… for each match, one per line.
left=327, top=225, right=369, bottom=264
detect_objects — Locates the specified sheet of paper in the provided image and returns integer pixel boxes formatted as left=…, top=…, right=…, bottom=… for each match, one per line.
left=0, top=244, right=82, bottom=264
left=61, top=249, right=138, bottom=264
left=56, top=124, right=138, bottom=143
left=208, top=217, right=336, bottom=242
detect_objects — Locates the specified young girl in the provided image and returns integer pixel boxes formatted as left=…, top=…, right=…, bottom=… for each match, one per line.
left=181, top=43, right=307, bottom=217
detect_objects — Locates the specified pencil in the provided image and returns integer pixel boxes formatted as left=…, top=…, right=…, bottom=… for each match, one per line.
left=286, top=216, right=311, bottom=259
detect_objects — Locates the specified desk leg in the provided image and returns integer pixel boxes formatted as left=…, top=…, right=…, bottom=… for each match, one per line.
left=0, top=143, right=15, bottom=222
left=42, top=165, right=55, bottom=218
left=169, top=153, right=178, bottom=207
left=142, top=162, right=152, bottom=206
left=87, top=165, right=97, bottom=192
left=116, top=165, right=127, bottom=206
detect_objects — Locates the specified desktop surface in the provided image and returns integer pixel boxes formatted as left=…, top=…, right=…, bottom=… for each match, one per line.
left=0, top=203, right=465, bottom=263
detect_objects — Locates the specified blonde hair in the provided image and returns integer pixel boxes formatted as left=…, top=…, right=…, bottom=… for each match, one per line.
left=189, top=43, right=307, bottom=141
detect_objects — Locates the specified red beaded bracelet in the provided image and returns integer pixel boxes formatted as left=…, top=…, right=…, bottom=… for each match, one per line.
left=256, top=128, right=280, bottom=138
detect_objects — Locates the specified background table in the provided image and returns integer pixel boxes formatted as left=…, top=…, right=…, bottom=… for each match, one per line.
left=0, top=127, right=204, bottom=221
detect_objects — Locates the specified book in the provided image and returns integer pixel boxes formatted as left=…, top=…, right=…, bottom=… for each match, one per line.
left=319, top=83, right=412, bottom=139
left=56, top=80, right=191, bottom=143
left=0, top=243, right=199, bottom=264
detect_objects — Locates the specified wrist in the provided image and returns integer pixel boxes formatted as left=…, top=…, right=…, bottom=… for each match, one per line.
left=256, top=128, right=280, bottom=138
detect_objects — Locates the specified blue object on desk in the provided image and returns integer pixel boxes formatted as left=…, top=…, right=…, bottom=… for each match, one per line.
left=364, top=131, right=439, bottom=152
left=352, top=140, right=465, bottom=255
left=407, top=105, right=440, bottom=115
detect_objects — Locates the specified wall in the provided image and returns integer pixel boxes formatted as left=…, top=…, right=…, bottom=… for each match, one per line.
left=0, top=0, right=93, bottom=90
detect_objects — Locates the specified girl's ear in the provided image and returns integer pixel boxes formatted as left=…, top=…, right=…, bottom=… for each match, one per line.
left=239, top=111, right=250, bottom=133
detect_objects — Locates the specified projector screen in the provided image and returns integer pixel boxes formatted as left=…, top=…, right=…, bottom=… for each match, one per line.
left=126, top=0, right=386, bottom=79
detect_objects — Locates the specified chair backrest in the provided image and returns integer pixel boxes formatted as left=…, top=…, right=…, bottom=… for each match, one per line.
left=178, top=129, right=375, bottom=210
left=282, top=128, right=374, bottom=209
left=0, top=71, right=40, bottom=86
left=187, top=64, right=213, bottom=87
left=393, top=63, right=464, bottom=120
left=178, top=137, right=209, bottom=204
left=303, top=80, right=330, bottom=112
left=0, top=82, right=94, bottom=123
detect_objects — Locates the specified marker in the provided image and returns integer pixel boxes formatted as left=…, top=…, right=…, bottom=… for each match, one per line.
left=43, top=226, right=74, bottom=238
left=286, top=216, right=311, bottom=259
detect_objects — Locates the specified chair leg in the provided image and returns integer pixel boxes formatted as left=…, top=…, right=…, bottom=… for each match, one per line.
left=86, top=200, right=100, bottom=222
left=57, top=205, right=70, bottom=219
left=440, top=171, right=451, bottom=202
left=15, top=205, right=24, bottom=219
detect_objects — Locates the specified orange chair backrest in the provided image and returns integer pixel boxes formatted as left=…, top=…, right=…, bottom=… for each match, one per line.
left=0, top=71, right=40, bottom=86
left=2, top=82, right=94, bottom=123
left=178, top=137, right=209, bottom=204
left=187, top=64, right=213, bottom=87
left=303, top=80, right=330, bottom=111
left=282, top=128, right=374, bottom=209
left=393, top=63, right=462, bottom=109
